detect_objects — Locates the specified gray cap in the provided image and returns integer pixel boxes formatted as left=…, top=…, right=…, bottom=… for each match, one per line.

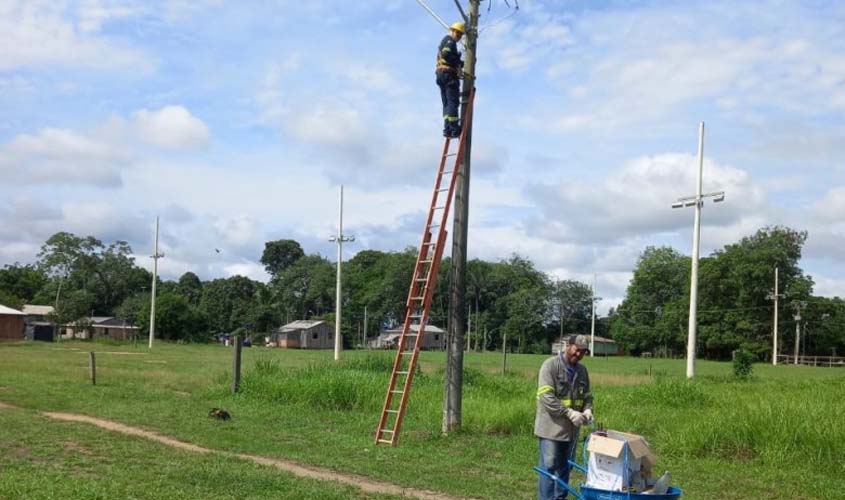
left=569, top=334, right=590, bottom=350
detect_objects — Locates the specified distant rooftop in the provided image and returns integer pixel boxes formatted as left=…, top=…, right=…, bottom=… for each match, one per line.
left=0, top=304, right=25, bottom=316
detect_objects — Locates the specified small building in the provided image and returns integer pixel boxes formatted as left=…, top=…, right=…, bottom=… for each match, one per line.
left=0, top=304, right=26, bottom=342
left=63, top=316, right=140, bottom=341
left=22, top=304, right=55, bottom=342
left=368, top=324, right=445, bottom=350
left=552, top=335, right=619, bottom=356
left=267, top=320, right=333, bottom=349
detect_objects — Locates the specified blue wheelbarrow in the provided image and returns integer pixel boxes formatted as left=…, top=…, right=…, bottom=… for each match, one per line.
left=533, top=429, right=682, bottom=500
left=534, top=464, right=682, bottom=500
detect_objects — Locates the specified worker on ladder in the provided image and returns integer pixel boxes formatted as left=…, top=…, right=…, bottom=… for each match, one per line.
left=436, top=22, right=465, bottom=138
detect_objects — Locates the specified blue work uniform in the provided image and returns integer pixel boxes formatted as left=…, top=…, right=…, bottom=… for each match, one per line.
left=436, top=35, right=463, bottom=138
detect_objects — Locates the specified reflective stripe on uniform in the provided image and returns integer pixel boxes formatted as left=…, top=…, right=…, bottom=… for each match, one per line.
left=536, top=385, right=554, bottom=400
left=445, top=116, right=459, bottom=122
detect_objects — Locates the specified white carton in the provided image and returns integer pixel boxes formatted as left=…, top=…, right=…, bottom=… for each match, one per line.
left=585, top=430, right=656, bottom=492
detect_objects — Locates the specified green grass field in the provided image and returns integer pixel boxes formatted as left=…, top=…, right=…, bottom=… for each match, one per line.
left=1, top=341, right=843, bottom=499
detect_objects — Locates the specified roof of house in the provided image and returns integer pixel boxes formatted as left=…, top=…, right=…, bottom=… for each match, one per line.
left=279, top=320, right=327, bottom=331
left=554, top=335, right=617, bottom=344
left=22, top=304, right=54, bottom=316
left=0, top=304, right=25, bottom=316
left=384, top=324, right=444, bottom=334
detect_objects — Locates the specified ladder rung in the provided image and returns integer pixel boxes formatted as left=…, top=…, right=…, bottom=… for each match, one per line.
left=437, top=188, right=449, bottom=192
left=415, top=278, right=427, bottom=282
left=397, top=371, right=409, bottom=375
left=411, top=296, right=424, bottom=301
left=386, top=409, right=399, bottom=413
left=391, top=390, right=403, bottom=394
left=444, top=152, right=457, bottom=157
left=428, top=223, right=440, bottom=228
left=402, top=351, right=415, bottom=356
left=434, top=206, right=446, bottom=210
left=421, top=259, right=433, bottom=264
left=380, top=429, right=394, bottom=434
left=424, top=242, right=436, bottom=246
left=403, top=333, right=418, bottom=337
left=442, top=170, right=453, bottom=174
left=377, top=439, right=393, bottom=444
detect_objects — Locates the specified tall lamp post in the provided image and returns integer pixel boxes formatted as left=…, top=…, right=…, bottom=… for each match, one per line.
left=671, top=122, right=725, bottom=379
left=329, top=185, right=354, bottom=361
left=149, top=216, right=164, bottom=349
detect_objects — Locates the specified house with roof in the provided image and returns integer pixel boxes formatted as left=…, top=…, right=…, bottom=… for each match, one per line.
left=22, top=304, right=55, bottom=341
left=552, top=335, right=619, bottom=356
left=266, top=320, right=333, bottom=349
left=63, top=316, right=140, bottom=341
left=368, top=324, right=445, bottom=350
left=0, top=304, right=26, bottom=342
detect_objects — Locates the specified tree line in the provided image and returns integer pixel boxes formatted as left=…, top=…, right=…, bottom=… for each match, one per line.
left=0, top=226, right=842, bottom=359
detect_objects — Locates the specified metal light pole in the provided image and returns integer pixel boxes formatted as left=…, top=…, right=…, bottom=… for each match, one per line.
left=766, top=267, right=785, bottom=365
left=590, top=273, right=597, bottom=357
left=329, top=186, right=354, bottom=361
left=791, top=300, right=806, bottom=365
left=149, top=216, right=164, bottom=349
left=671, top=122, right=725, bottom=379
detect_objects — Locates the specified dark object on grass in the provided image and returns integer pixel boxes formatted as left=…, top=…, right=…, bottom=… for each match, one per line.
left=209, top=408, right=231, bottom=420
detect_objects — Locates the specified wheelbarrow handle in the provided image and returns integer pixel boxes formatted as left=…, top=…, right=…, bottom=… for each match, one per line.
left=533, top=467, right=586, bottom=500
left=568, top=459, right=588, bottom=475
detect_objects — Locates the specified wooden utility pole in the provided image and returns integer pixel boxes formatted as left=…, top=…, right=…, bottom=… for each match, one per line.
left=444, top=0, right=479, bottom=435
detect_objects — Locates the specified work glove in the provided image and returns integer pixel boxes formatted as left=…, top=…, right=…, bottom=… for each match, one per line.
left=583, top=409, right=593, bottom=422
left=567, top=409, right=587, bottom=427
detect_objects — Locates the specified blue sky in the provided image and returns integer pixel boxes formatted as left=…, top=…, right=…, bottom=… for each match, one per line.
left=2, top=0, right=844, bottom=312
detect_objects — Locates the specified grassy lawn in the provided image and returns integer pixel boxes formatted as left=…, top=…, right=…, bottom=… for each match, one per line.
left=1, top=341, right=844, bottom=499
left=0, top=404, right=403, bottom=500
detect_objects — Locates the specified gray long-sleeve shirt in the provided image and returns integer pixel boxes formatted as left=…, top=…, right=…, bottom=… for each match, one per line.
left=534, top=354, right=593, bottom=441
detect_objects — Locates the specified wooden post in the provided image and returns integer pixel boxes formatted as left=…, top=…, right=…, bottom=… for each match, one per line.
left=232, top=336, right=242, bottom=393
left=89, top=351, right=96, bottom=386
left=501, top=334, right=507, bottom=376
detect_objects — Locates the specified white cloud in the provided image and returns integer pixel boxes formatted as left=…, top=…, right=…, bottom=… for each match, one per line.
left=0, top=127, right=130, bottom=187
left=0, top=0, right=152, bottom=71
left=526, top=153, right=766, bottom=245
left=132, top=106, right=210, bottom=149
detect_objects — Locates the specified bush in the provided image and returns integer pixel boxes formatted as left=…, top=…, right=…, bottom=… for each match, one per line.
left=732, top=349, right=755, bottom=379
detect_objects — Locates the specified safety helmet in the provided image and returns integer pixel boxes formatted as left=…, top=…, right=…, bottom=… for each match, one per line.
left=450, top=21, right=465, bottom=34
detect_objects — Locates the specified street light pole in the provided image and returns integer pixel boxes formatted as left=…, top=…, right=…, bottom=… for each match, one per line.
left=671, top=122, right=725, bottom=379
left=149, top=216, right=164, bottom=349
left=590, top=273, right=597, bottom=357
left=329, top=185, right=354, bottom=361
left=766, top=267, right=785, bottom=365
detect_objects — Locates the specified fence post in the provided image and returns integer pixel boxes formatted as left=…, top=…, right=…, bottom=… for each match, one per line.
left=232, top=336, right=242, bottom=394
left=89, top=351, right=96, bottom=386
left=501, top=334, right=507, bottom=376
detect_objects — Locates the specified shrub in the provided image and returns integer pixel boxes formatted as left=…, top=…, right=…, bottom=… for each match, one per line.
left=732, top=349, right=755, bottom=379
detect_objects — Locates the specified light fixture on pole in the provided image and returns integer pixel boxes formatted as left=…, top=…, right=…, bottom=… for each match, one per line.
left=149, top=216, right=164, bottom=349
left=329, top=185, right=354, bottom=361
left=671, top=122, right=725, bottom=379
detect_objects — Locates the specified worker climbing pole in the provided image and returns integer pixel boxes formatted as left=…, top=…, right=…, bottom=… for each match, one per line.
left=376, top=0, right=517, bottom=446
left=443, top=0, right=480, bottom=435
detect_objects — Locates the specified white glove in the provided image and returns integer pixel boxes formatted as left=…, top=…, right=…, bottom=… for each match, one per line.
left=567, top=409, right=587, bottom=427
left=583, top=409, right=593, bottom=422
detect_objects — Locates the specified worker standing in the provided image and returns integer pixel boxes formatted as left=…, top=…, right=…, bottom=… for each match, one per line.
left=436, top=22, right=465, bottom=138
left=535, top=334, right=594, bottom=500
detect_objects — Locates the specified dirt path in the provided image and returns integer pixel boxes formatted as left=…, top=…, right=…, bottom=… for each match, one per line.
left=1, top=403, right=469, bottom=500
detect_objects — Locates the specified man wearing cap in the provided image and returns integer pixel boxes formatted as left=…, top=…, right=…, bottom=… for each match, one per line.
left=535, top=334, right=594, bottom=500
left=436, top=22, right=465, bottom=138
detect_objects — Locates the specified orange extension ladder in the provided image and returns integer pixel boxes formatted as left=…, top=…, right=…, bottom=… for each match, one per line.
left=374, top=90, right=475, bottom=446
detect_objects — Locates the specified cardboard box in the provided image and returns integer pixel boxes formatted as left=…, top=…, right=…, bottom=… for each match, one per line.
left=585, top=430, right=656, bottom=492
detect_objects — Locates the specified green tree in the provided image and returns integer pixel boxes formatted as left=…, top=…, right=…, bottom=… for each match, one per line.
left=610, top=246, right=690, bottom=356
left=261, top=239, right=305, bottom=276
left=272, top=254, right=336, bottom=321
left=177, top=272, right=203, bottom=305
left=200, top=275, right=261, bottom=333
left=139, top=292, right=207, bottom=342
left=697, top=226, right=813, bottom=359
left=0, top=264, right=47, bottom=305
